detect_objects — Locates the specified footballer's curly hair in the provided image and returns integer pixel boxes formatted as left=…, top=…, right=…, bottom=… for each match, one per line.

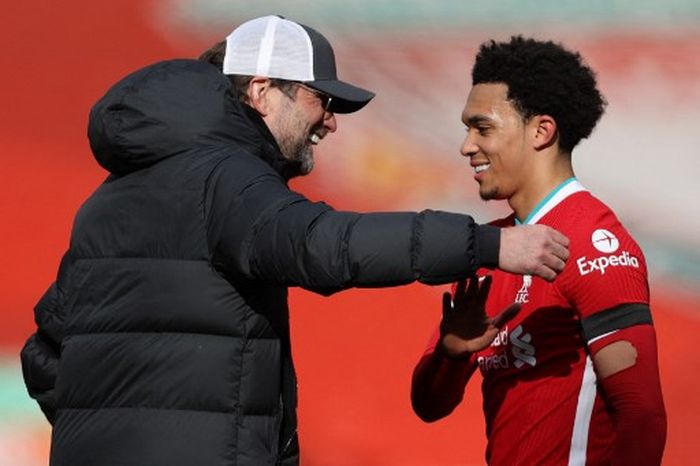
left=472, top=36, right=606, bottom=153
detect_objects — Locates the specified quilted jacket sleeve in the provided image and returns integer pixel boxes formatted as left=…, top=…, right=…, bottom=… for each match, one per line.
left=208, top=154, right=499, bottom=295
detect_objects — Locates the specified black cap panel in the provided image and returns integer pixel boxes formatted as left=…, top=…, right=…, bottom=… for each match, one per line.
left=299, top=24, right=337, bottom=80
left=299, top=23, right=374, bottom=113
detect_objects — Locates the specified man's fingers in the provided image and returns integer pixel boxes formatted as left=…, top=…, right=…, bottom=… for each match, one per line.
left=550, top=241, right=570, bottom=263
left=490, top=303, right=521, bottom=328
left=544, top=253, right=566, bottom=274
left=540, top=241, right=568, bottom=279
left=540, top=226, right=569, bottom=265
left=539, top=228, right=568, bottom=279
left=549, top=228, right=570, bottom=249
left=488, top=221, right=569, bottom=281
left=498, top=225, right=571, bottom=280
left=535, top=264, right=557, bottom=282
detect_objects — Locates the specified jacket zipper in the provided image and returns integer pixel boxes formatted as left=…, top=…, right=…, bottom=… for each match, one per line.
left=280, top=428, right=296, bottom=458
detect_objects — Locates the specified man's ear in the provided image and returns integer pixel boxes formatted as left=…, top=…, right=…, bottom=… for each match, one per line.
left=531, top=114, right=558, bottom=151
left=247, top=76, right=274, bottom=116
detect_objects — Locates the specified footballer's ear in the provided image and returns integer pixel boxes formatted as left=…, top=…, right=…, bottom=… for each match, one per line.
left=531, top=114, right=558, bottom=151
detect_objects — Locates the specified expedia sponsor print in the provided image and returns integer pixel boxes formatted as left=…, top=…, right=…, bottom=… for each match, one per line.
left=577, top=229, right=639, bottom=276
left=591, top=228, right=619, bottom=253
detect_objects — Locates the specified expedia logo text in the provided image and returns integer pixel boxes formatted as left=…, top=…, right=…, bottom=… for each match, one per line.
left=577, top=251, right=639, bottom=276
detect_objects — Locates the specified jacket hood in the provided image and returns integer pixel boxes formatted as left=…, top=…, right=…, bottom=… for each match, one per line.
left=88, top=59, right=276, bottom=176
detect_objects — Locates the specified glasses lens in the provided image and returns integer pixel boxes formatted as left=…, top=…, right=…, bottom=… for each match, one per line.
left=298, top=83, right=332, bottom=112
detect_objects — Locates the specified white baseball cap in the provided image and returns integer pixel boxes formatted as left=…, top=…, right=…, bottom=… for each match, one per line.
left=223, top=15, right=375, bottom=114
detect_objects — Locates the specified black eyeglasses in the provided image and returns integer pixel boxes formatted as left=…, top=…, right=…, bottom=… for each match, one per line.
left=295, top=83, right=333, bottom=112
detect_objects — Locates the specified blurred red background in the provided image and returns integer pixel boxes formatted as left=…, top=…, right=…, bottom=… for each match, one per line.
left=2, top=1, right=698, bottom=465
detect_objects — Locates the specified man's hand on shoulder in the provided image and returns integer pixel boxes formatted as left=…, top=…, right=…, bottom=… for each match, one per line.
left=498, top=225, right=570, bottom=281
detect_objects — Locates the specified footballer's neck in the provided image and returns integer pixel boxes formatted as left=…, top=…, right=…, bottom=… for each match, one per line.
left=510, top=152, right=575, bottom=223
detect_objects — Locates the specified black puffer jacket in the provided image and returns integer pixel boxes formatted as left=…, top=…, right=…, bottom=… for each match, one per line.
left=21, top=59, right=499, bottom=466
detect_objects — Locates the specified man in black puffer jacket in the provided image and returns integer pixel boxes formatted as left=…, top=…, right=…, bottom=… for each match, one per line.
left=21, top=15, right=569, bottom=466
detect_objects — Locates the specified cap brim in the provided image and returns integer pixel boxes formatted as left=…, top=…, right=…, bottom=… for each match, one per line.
left=306, top=80, right=375, bottom=114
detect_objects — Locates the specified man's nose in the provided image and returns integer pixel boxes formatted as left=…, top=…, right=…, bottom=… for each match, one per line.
left=460, top=132, right=477, bottom=157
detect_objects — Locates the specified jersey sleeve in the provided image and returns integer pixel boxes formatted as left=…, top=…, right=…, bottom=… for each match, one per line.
left=412, top=323, right=479, bottom=422
left=555, top=201, right=651, bottom=343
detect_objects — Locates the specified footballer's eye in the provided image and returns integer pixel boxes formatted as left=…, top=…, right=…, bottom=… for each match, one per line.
left=465, top=124, right=490, bottom=136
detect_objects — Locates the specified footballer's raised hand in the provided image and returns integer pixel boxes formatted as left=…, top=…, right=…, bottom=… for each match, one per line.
left=439, top=276, right=521, bottom=358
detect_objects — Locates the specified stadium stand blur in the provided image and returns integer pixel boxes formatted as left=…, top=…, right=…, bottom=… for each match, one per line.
left=2, top=1, right=698, bottom=464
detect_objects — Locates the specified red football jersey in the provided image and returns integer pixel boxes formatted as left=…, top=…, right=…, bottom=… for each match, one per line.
left=426, top=178, right=650, bottom=465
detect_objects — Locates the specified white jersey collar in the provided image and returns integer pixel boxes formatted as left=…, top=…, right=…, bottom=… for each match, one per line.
left=516, top=177, right=587, bottom=226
